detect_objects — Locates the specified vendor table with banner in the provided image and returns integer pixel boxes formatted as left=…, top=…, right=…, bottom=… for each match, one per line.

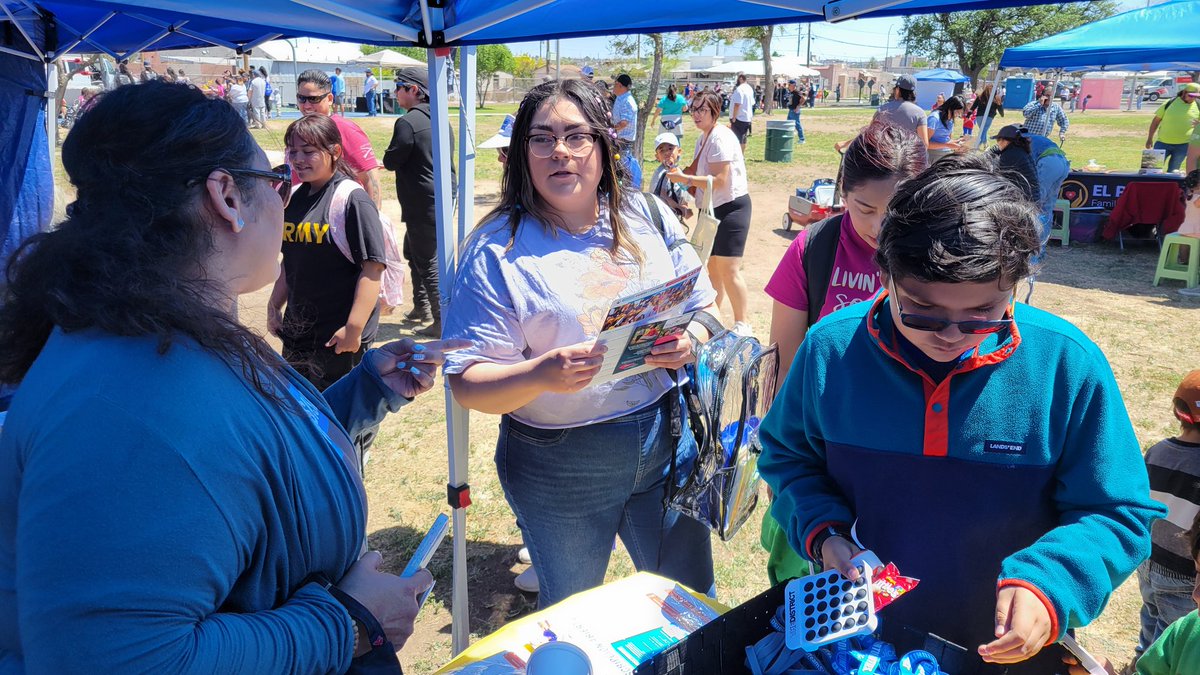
left=1058, top=171, right=1185, bottom=212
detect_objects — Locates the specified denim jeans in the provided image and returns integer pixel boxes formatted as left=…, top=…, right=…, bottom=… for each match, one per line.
left=786, top=110, right=805, bottom=142
left=1035, top=152, right=1072, bottom=257
left=366, top=91, right=377, bottom=116
left=1155, top=141, right=1189, bottom=173
left=496, top=394, right=715, bottom=608
left=978, top=116, right=996, bottom=144
left=618, top=141, right=643, bottom=190
left=1136, top=560, right=1196, bottom=655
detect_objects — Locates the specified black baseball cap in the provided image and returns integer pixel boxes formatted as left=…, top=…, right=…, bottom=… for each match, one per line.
left=396, top=66, right=429, bottom=93
left=991, top=124, right=1026, bottom=141
left=615, top=73, right=633, bottom=87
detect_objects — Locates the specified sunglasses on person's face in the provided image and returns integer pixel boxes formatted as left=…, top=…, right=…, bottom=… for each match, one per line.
left=296, top=93, right=328, bottom=105
left=891, top=284, right=1013, bottom=335
left=203, top=165, right=293, bottom=208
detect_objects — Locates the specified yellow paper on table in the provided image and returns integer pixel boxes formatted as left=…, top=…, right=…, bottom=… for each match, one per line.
left=435, top=572, right=729, bottom=675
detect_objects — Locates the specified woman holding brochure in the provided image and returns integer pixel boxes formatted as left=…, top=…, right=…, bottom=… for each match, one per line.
left=442, top=79, right=718, bottom=608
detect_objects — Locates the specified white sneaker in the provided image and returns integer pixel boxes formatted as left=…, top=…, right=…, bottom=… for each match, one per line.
left=518, top=546, right=532, bottom=565
left=515, top=566, right=540, bottom=593
left=732, top=321, right=754, bottom=337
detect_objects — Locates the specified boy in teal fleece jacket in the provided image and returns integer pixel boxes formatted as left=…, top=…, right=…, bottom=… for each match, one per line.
left=759, top=154, right=1163, bottom=675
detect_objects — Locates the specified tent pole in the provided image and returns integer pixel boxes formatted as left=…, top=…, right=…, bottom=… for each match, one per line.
left=457, top=47, right=476, bottom=246
left=1129, top=73, right=1139, bottom=111
left=46, top=60, right=56, bottom=189
left=976, top=64, right=1002, bottom=149
left=428, top=43, right=472, bottom=658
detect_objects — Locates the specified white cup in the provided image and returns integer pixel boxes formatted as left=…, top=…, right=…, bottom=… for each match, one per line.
left=525, top=641, right=592, bottom=675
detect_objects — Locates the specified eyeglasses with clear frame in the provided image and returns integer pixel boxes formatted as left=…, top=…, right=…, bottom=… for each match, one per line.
left=526, top=132, right=598, bottom=159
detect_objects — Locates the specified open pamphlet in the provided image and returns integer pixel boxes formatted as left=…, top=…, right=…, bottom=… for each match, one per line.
left=590, top=267, right=700, bottom=387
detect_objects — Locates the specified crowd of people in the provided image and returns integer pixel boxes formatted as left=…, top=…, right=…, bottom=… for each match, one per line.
left=6, top=62, right=1200, bottom=675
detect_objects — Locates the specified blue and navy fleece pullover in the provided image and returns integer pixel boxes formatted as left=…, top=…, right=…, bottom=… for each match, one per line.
left=759, top=292, right=1164, bottom=673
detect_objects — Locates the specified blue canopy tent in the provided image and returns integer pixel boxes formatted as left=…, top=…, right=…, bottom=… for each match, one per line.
left=912, top=67, right=970, bottom=108
left=2, top=0, right=1091, bottom=657
left=1000, top=0, right=1200, bottom=72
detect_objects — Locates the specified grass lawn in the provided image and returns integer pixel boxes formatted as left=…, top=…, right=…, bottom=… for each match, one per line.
left=52, top=103, right=1199, bottom=673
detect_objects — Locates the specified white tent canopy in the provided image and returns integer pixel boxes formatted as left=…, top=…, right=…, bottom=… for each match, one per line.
left=349, top=48, right=425, bottom=68
left=703, top=57, right=820, bottom=78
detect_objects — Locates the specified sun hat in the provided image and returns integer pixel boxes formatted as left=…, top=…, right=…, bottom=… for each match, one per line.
left=479, top=114, right=515, bottom=149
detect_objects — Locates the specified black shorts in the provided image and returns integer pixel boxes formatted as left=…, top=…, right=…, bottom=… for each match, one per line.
left=731, top=119, right=752, bottom=144
left=711, top=194, right=752, bottom=258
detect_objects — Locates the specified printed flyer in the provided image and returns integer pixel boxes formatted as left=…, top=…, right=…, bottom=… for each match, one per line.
left=590, top=268, right=700, bottom=386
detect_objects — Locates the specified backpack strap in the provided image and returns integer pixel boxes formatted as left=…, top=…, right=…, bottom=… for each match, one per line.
left=328, top=177, right=364, bottom=265
left=643, top=192, right=689, bottom=253
left=800, top=214, right=844, bottom=328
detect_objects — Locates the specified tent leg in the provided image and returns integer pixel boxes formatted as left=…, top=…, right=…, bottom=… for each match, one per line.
left=46, top=60, right=56, bottom=171
left=429, top=45, right=472, bottom=658
left=977, top=64, right=1002, bottom=150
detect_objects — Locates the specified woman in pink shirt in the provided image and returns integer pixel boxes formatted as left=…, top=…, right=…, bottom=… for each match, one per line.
left=760, top=122, right=927, bottom=584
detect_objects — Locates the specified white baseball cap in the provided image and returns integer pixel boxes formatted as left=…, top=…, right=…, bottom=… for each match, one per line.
left=479, top=114, right=515, bottom=149
left=653, top=132, right=680, bottom=148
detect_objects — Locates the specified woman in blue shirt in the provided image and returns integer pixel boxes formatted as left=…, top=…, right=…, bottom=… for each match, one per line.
left=652, top=83, right=688, bottom=140
left=0, top=81, right=466, bottom=673
left=923, top=94, right=967, bottom=164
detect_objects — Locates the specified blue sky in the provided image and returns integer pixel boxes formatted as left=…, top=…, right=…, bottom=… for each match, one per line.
left=506, top=0, right=1147, bottom=64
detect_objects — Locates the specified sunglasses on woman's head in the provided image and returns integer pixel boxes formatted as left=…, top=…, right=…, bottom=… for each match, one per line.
left=891, top=284, right=1013, bottom=335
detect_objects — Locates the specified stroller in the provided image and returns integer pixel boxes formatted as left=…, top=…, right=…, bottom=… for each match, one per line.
left=782, top=178, right=844, bottom=231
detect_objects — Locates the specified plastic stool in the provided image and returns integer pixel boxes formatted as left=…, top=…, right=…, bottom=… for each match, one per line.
left=1049, top=199, right=1070, bottom=247
left=1154, top=233, right=1200, bottom=288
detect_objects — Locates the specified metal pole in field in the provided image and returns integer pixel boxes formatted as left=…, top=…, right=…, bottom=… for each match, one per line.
left=555, top=39, right=561, bottom=80
left=977, top=64, right=1002, bottom=150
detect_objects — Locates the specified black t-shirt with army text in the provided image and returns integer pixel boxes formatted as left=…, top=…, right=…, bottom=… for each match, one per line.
left=281, top=173, right=387, bottom=350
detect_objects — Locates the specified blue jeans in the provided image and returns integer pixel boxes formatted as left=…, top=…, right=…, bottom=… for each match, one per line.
left=496, top=395, right=715, bottom=608
left=366, top=91, right=377, bottom=116
left=978, top=116, right=996, bottom=144
left=619, top=141, right=643, bottom=190
left=787, top=110, right=805, bottom=142
left=1035, top=153, right=1072, bottom=256
left=1137, top=560, right=1196, bottom=655
left=1155, top=141, right=1189, bottom=173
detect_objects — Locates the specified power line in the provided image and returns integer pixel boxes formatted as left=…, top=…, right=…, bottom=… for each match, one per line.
left=813, top=34, right=891, bottom=50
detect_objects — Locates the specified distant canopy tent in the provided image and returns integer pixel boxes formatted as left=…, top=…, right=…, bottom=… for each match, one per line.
left=3, top=0, right=1096, bottom=658
left=349, top=49, right=425, bottom=68
left=1000, top=0, right=1200, bottom=72
left=912, top=67, right=969, bottom=109
left=703, top=58, right=820, bottom=78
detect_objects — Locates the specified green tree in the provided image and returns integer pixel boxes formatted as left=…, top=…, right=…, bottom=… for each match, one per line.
left=867, top=57, right=879, bottom=70
left=609, top=32, right=717, bottom=169
left=901, top=2, right=1118, bottom=87
left=724, top=26, right=777, bottom=113
left=512, top=54, right=545, bottom=79
left=476, top=44, right=516, bottom=108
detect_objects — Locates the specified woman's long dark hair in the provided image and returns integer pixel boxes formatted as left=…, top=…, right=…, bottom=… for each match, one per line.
left=667, top=84, right=677, bottom=102
left=937, top=94, right=966, bottom=126
left=0, top=81, right=283, bottom=393
left=485, top=78, right=641, bottom=262
left=285, top=114, right=357, bottom=184
left=837, top=122, right=927, bottom=196
left=875, top=153, right=1041, bottom=289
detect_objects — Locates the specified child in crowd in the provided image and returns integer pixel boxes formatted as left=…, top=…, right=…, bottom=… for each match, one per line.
left=649, top=132, right=694, bottom=220
left=759, top=122, right=927, bottom=585
left=1135, top=371, right=1200, bottom=659
left=759, top=153, right=1164, bottom=674
left=1067, top=512, right=1200, bottom=674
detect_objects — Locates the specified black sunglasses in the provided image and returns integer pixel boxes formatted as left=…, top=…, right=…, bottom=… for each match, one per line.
left=296, top=93, right=328, bottom=104
left=193, top=165, right=293, bottom=208
left=891, top=284, right=1013, bottom=335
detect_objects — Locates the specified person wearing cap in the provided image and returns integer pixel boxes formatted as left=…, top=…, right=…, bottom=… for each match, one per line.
left=479, top=114, right=515, bottom=165
left=871, top=75, right=926, bottom=138
left=649, top=132, right=693, bottom=220
left=364, top=69, right=379, bottom=117
left=139, top=60, right=158, bottom=83
left=581, top=65, right=594, bottom=82
left=1132, top=370, right=1200, bottom=660
left=293, top=69, right=384, bottom=209
left=1146, top=83, right=1200, bottom=173
left=729, top=73, right=755, bottom=150
left=989, top=124, right=1039, bottom=202
left=611, top=73, right=643, bottom=188
left=1021, top=93, right=1069, bottom=143
left=382, top=66, right=457, bottom=337
left=786, top=80, right=806, bottom=145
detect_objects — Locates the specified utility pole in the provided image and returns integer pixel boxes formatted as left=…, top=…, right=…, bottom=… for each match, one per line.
left=806, top=24, right=812, bottom=68
left=796, top=26, right=802, bottom=57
